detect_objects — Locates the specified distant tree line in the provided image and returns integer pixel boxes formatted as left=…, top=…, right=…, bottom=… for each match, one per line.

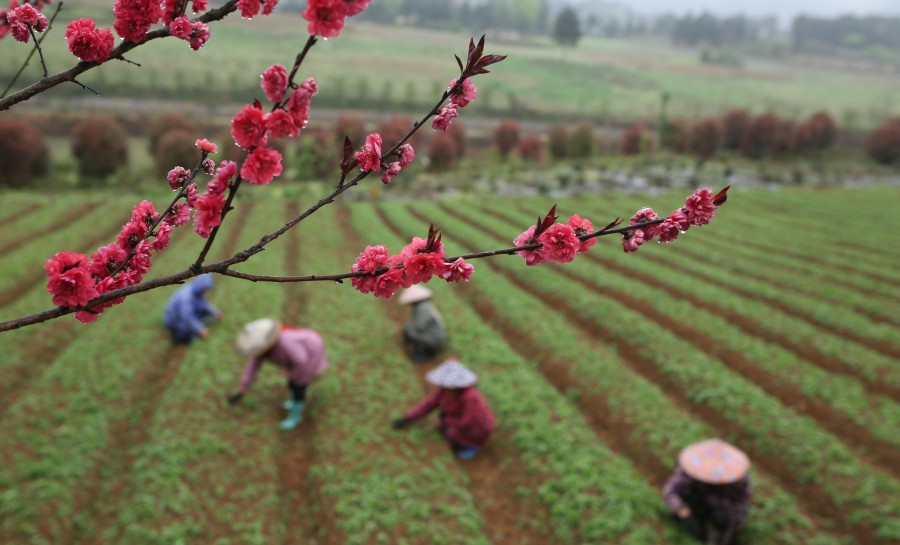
left=791, top=16, right=900, bottom=55
left=654, top=13, right=778, bottom=47
left=278, top=0, right=551, bottom=34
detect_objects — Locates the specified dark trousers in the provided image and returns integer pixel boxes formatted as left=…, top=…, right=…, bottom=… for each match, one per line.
left=402, top=331, right=439, bottom=363
left=288, top=381, right=307, bottom=402
left=677, top=491, right=733, bottom=543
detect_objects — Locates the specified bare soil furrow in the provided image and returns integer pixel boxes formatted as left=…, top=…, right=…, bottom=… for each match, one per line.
left=363, top=204, right=556, bottom=545
left=0, top=201, right=99, bottom=256
left=277, top=201, right=321, bottom=545
left=423, top=204, right=881, bottom=545
left=0, top=202, right=43, bottom=229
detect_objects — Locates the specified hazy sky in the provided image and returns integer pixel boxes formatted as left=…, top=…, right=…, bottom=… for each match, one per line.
left=624, top=0, right=900, bottom=20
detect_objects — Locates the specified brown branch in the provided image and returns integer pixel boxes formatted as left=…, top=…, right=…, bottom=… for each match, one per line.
left=0, top=0, right=239, bottom=110
left=1, top=2, right=63, bottom=98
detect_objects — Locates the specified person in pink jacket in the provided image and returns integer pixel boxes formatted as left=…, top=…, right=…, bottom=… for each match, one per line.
left=227, top=318, right=328, bottom=430
left=392, top=359, right=495, bottom=460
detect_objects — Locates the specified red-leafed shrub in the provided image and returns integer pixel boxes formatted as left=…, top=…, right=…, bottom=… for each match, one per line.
left=690, top=117, right=723, bottom=160
left=494, top=120, right=520, bottom=159
left=548, top=124, right=568, bottom=159
left=333, top=114, right=367, bottom=147
left=148, top=113, right=196, bottom=156
left=154, top=129, right=200, bottom=175
left=71, top=116, right=129, bottom=178
left=794, top=111, right=837, bottom=152
left=517, top=134, right=545, bottom=162
left=662, top=118, right=691, bottom=154
left=0, top=118, right=49, bottom=187
left=448, top=121, right=467, bottom=158
left=621, top=123, right=653, bottom=155
left=742, top=113, right=782, bottom=158
left=722, top=108, right=751, bottom=150
left=428, top=131, right=460, bottom=170
left=867, top=117, right=900, bottom=164
left=377, top=115, right=422, bottom=149
left=569, top=123, right=595, bottom=158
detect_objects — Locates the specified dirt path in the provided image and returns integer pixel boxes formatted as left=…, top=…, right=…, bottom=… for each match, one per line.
left=276, top=201, right=322, bottom=545
left=421, top=203, right=877, bottom=545
left=360, top=204, right=555, bottom=545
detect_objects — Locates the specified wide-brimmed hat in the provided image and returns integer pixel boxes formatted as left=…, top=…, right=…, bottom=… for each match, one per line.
left=678, top=438, right=750, bottom=484
left=426, top=359, right=477, bottom=388
left=398, top=285, right=432, bottom=305
left=235, top=318, right=282, bottom=358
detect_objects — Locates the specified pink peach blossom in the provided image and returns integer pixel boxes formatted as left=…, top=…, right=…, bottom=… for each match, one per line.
left=567, top=214, right=596, bottom=254
left=167, top=166, right=190, bottom=190
left=441, top=258, right=474, bottom=283
left=432, top=104, right=459, bottom=131
left=373, top=267, right=404, bottom=299
left=355, top=132, right=383, bottom=172
left=622, top=229, right=645, bottom=253
left=240, top=147, right=283, bottom=185
left=45, top=252, right=99, bottom=308
left=684, top=187, right=717, bottom=226
left=303, top=0, right=346, bottom=37
left=381, top=162, right=401, bottom=184
left=266, top=109, right=300, bottom=139
left=168, top=16, right=191, bottom=39
left=261, top=64, right=288, bottom=102
left=398, top=143, right=415, bottom=167
left=537, top=223, right=579, bottom=263
left=630, top=207, right=661, bottom=240
left=403, top=253, right=444, bottom=284
left=238, top=0, right=260, bottom=18
left=188, top=21, right=210, bottom=50
left=231, top=104, right=268, bottom=150
left=89, top=243, right=128, bottom=279
left=514, top=226, right=546, bottom=266
left=195, top=138, right=217, bottom=154
left=448, top=77, right=476, bottom=108
left=193, top=192, right=226, bottom=238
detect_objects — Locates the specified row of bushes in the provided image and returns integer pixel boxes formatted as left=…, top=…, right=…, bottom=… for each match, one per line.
left=3, top=109, right=900, bottom=187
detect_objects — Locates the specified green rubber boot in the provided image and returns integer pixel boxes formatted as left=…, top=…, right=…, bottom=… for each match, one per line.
left=279, top=401, right=304, bottom=430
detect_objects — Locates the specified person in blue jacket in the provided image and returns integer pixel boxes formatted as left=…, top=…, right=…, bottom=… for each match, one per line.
left=163, top=273, right=222, bottom=343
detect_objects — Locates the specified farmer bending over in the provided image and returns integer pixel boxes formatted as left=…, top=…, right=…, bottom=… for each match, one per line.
left=392, top=359, right=495, bottom=460
left=227, top=318, right=329, bottom=430
left=163, top=273, right=222, bottom=344
left=663, top=438, right=752, bottom=545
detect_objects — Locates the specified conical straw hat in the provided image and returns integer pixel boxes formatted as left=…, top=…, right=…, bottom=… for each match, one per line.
left=398, top=284, right=433, bottom=305
left=678, top=438, right=750, bottom=484
left=235, top=318, right=281, bottom=358
left=425, top=359, right=477, bottom=388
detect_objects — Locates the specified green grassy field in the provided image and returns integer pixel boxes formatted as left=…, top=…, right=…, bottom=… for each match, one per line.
left=0, top=184, right=898, bottom=544
left=3, top=3, right=899, bottom=127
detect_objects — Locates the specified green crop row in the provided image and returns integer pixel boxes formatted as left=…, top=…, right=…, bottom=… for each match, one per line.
left=379, top=200, right=851, bottom=545
left=0, top=196, right=72, bottom=249
left=355, top=202, right=698, bottom=545
left=416, top=199, right=900, bottom=541
left=478, top=195, right=900, bottom=390
left=0, top=209, right=211, bottom=544
left=481, top=200, right=900, bottom=449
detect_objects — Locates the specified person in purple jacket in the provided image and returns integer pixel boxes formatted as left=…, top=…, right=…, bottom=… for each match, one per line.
left=663, top=438, right=752, bottom=545
left=227, top=318, right=329, bottom=430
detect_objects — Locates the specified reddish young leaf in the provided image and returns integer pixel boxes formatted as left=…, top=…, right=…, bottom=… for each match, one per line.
left=532, top=204, right=558, bottom=239
left=599, top=217, right=622, bottom=232
left=340, top=135, right=356, bottom=176
left=713, top=185, right=731, bottom=206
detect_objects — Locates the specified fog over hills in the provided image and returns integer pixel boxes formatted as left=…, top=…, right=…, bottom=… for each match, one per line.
left=547, top=0, right=900, bottom=24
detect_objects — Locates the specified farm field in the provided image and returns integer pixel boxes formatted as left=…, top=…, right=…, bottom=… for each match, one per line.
left=0, top=184, right=898, bottom=544
left=4, top=4, right=900, bottom=126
